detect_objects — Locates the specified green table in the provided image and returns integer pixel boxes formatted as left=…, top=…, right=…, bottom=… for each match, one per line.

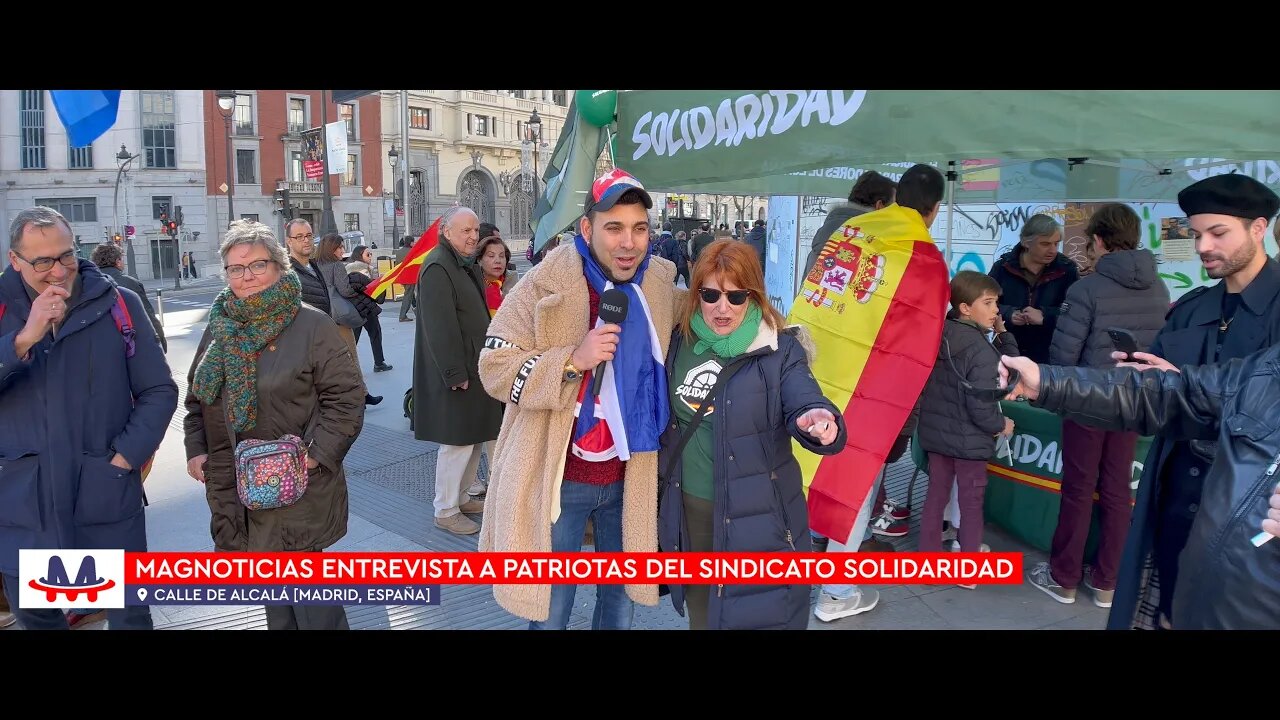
left=912, top=401, right=1151, bottom=553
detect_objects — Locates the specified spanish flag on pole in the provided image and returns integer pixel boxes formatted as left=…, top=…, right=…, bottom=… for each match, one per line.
left=786, top=204, right=950, bottom=544
left=365, top=216, right=440, bottom=299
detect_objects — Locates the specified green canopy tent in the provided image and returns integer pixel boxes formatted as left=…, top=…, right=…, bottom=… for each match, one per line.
left=531, top=90, right=1280, bottom=267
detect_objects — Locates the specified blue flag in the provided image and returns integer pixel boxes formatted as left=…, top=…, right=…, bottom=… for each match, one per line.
left=49, top=90, right=121, bottom=148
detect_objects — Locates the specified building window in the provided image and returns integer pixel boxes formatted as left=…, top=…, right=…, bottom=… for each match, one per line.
left=20, top=89, right=45, bottom=170
left=236, top=149, right=256, bottom=184
left=552, top=90, right=567, bottom=107
left=340, top=103, right=356, bottom=141
left=474, top=115, right=488, bottom=136
left=517, top=120, right=525, bottom=141
left=234, top=93, right=254, bottom=136
left=152, top=196, right=173, bottom=219
left=289, top=150, right=302, bottom=182
left=344, top=213, right=360, bottom=232
left=345, top=153, right=359, bottom=186
left=141, top=90, right=176, bottom=169
left=241, top=214, right=259, bottom=222
left=34, top=197, right=97, bottom=223
left=68, top=145, right=93, bottom=169
left=288, top=98, right=307, bottom=134
left=511, top=90, right=527, bottom=99
left=409, top=107, right=431, bottom=129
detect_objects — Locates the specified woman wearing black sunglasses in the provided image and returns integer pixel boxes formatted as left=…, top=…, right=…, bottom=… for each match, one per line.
left=658, top=239, right=847, bottom=630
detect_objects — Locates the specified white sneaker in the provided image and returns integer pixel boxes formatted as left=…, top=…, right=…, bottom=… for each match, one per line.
left=813, top=589, right=880, bottom=622
left=948, top=540, right=990, bottom=552
left=467, top=481, right=487, bottom=497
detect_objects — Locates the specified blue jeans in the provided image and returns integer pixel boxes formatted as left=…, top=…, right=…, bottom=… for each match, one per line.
left=528, top=479, right=634, bottom=630
left=2, top=573, right=152, bottom=631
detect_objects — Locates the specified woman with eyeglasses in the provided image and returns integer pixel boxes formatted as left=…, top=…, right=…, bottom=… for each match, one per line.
left=184, top=220, right=365, bottom=630
left=657, top=239, right=847, bottom=630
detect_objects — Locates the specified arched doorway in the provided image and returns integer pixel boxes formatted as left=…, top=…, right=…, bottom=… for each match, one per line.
left=459, top=170, right=495, bottom=225
left=408, top=170, right=428, bottom=236
left=509, top=176, right=534, bottom=238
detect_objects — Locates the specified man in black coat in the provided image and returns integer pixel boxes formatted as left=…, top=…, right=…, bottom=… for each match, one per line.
left=90, top=242, right=166, bottom=353
left=414, top=207, right=503, bottom=536
left=989, top=214, right=1080, bottom=363
left=283, top=219, right=329, bottom=314
left=1090, top=174, right=1280, bottom=630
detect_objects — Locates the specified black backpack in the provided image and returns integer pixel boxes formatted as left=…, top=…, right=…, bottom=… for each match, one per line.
left=403, top=388, right=414, bottom=431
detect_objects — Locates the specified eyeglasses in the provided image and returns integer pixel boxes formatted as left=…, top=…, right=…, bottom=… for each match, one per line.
left=13, top=249, right=77, bottom=273
left=224, top=259, right=275, bottom=279
left=698, top=288, right=751, bottom=306
left=288, top=233, right=315, bottom=242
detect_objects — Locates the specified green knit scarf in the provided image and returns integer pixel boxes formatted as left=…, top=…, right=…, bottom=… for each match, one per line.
left=692, top=301, right=762, bottom=358
left=191, top=271, right=302, bottom=432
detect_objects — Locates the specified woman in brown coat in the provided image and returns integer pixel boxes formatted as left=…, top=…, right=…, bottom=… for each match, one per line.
left=184, top=220, right=366, bottom=631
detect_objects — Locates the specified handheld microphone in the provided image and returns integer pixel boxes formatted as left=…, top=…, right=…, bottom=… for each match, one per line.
left=591, top=288, right=629, bottom=397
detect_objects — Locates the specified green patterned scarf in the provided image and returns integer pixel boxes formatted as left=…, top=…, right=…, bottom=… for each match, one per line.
left=692, top=300, right=762, bottom=358
left=191, top=271, right=302, bottom=432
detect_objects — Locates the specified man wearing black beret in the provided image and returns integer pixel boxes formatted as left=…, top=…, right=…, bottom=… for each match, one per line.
left=1091, top=173, right=1280, bottom=629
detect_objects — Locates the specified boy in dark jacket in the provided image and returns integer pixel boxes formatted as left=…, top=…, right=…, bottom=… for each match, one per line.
left=917, top=272, right=1019, bottom=572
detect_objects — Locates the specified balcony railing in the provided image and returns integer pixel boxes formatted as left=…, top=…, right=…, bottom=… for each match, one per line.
left=278, top=180, right=325, bottom=194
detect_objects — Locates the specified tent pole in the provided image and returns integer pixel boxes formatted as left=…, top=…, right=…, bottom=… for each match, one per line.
left=945, top=161, right=957, bottom=272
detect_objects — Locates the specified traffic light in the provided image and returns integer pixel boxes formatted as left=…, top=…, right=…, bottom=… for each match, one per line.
left=273, top=189, right=293, bottom=219
left=174, top=206, right=184, bottom=227
left=112, top=233, right=122, bottom=244
left=167, top=220, right=178, bottom=237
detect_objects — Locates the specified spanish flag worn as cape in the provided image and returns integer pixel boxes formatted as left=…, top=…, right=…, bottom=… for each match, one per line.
left=365, top=216, right=441, bottom=299
left=786, top=204, right=950, bottom=544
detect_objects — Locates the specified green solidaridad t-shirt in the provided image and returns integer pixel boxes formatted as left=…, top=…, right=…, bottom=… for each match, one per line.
left=670, top=341, right=726, bottom=501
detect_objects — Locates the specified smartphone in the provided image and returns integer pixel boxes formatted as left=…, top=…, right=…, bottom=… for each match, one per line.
left=1106, top=327, right=1142, bottom=362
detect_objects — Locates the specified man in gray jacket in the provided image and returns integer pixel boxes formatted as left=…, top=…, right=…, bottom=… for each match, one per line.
left=1029, top=203, right=1170, bottom=608
left=801, top=171, right=897, bottom=278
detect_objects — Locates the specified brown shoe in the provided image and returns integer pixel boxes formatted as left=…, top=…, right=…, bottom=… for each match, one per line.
left=459, top=498, right=486, bottom=514
left=435, top=513, right=480, bottom=535
left=0, top=611, right=15, bottom=629
left=859, top=538, right=896, bottom=553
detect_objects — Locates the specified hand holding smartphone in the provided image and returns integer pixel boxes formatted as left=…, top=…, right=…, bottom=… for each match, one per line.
left=1106, top=327, right=1144, bottom=363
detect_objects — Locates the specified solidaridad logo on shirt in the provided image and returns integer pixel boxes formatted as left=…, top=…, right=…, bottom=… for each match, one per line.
left=676, top=359, right=723, bottom=414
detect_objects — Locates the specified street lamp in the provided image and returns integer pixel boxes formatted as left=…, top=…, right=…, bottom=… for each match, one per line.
left=528, top=109, right=541, bottom=240
left=215, top=90, right=237, bottom=229
left=114, top=144, right=140, bottom=276
left=388, top=146, right=400, bottom=248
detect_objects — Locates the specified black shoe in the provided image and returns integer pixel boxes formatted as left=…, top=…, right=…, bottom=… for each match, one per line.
left=812, top=535, right=830, bottom=553
left=365, top=394, right=384, bottom=406
left=374, top=362, right=394, bottom=372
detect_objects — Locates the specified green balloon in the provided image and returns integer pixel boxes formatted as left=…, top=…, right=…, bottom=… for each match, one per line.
left=576, top=89, right=617, bottom=127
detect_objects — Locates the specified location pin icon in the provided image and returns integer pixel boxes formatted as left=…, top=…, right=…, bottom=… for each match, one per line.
left=137, top=588, right=148, bottom=602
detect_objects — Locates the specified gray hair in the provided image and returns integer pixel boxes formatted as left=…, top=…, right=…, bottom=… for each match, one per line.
left=219, top=219, right=290, bottom=269
left=9, top=206, right=73, bottom=251
left=440, top=206, right=477, bottom=234
left=1020, top=214, right=1062, bottom=242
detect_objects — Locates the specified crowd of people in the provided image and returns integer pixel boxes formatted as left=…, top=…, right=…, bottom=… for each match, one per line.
left=1, top=161, right=1277, bottom=631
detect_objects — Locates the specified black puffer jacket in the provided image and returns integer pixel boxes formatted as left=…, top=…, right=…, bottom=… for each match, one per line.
left=1036, top=347, right=1280, bottom=630
left=657, top=324, right=846, bottom=630
left=917, top=318, right=1019, bottom=460
left=291, top=259, right=330, bottom=315
left=1049, top=249, right=1170, bottom=368
left=346, top=264, right=385, bottom=321
left=989, top=247, right=1079, bottom=364
left=744, top=224, right=767, bottom=270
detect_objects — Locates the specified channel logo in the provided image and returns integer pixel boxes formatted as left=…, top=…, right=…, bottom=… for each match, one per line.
left=19, top=549, right=125, bottom=609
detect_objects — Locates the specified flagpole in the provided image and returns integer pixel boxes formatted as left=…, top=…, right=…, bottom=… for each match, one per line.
left=944, top=161, right=957, bottom=271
